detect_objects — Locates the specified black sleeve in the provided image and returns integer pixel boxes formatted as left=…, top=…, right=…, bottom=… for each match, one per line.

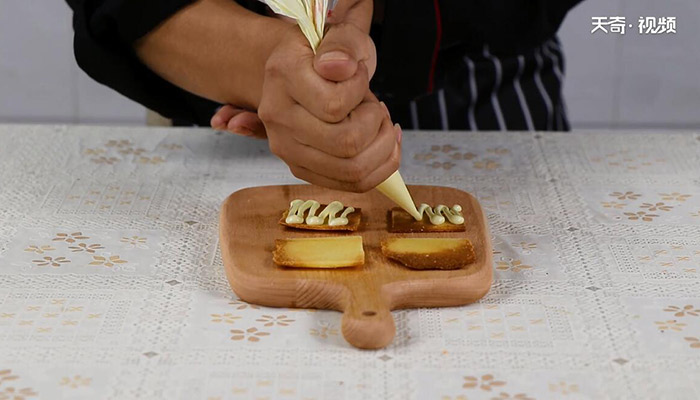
left=65, top=0, right=247, bottom=126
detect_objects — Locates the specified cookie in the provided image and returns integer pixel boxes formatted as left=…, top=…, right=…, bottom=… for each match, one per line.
left=381, top=238, right=475, bottom=270
left=273, top=236, right=365, bottom=268
left=388, top=207, right=465, bottom=233
left=280, top=206, right=362, bottom=231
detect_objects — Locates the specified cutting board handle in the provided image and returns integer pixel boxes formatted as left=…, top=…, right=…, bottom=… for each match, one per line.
left=341, top=282, right=395, bottom=349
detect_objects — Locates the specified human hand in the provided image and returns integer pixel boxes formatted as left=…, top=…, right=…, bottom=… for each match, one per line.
left=210, top=0, right=377, bottom=139
left=257, top=25, right=399, bottom=192
left=211, top=104, right=267, bottom=139
left=210, top=22, right=377, bottom=138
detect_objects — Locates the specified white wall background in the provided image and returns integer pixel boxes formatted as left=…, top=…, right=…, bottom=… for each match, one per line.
left=1, top=0, right=699, bottom=129
left=0, top=0, right=145, bottom=125
left=559, top=0, right=700, bottom=129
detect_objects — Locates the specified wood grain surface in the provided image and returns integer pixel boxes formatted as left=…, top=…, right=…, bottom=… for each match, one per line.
left=219, top=185, right=493, bottom=349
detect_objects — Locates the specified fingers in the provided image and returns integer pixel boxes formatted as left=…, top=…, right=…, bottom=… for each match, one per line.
left=288, top=62, right=369, bottom=123
left=226, top=110, right=267, bottom=139
left=264, top=33, right=368, bottom=124
left=314, top=22, right=376, bottom=82
left=315, top=50, right=357, bottom=83
left=282, top=116, right=398, bottom=183
left=259, top=25, right=399, bottom=193
left=211, top=105, right=267, bottom=139
left=264, top=23, right=375, bottom=124
left=350, top=138, right=401, bottom=191
left=211, top=105, right=243, bottom=130
left=263, top=91, right=403, bottom=192
left=286, top=124, right=402, bottom=193
left=283, top=98, right=385, bottom=158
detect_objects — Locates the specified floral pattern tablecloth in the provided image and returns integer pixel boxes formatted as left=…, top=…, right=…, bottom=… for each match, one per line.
left=1, top=124, right=699, bottom=400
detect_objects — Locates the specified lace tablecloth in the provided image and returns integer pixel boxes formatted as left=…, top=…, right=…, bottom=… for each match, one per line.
left=1, top=124, right=699, bottom=400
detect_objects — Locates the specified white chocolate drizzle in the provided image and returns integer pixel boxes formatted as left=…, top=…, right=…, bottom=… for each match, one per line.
left=416, top=204, right=464, bottom=225
left=285, top=199, right=355, bottom=226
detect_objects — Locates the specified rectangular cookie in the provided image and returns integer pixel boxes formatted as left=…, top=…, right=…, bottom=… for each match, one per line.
left=273, top=236, right=365, bottom=268
left=381, top=238, right=475, bottom=270
left=279, top=207, right=362, bottom=231
left=388, top=207, right=465, bottom=233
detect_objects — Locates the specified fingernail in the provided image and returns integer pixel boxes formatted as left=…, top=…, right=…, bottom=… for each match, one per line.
left=394, top=123, right=402, bottom=144
left=380, top=101, right=391, bottom=119
left=319, top=50, right=350, bottom=63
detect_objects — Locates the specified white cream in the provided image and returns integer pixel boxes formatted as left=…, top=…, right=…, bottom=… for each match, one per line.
left=285, top=199, right=355, bottom=226
left=416, top=204, right=464, bottom=225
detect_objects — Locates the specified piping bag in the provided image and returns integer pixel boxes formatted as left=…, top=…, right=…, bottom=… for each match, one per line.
left=260, top=0, right=422, bottom=220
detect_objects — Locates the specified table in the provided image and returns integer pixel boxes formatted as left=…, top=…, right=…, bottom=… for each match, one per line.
left=1, top=124, right=699, bottom=400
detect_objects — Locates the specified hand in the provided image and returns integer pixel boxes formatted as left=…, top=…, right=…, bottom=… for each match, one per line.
left=257, top=25, right=400, bottom=193
left=210, top=0, right=377, bottom=139
left=211, top=20, right=378, bottom=139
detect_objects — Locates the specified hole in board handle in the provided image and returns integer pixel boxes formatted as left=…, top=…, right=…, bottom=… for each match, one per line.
left=362, top=311, right=377, bottom=317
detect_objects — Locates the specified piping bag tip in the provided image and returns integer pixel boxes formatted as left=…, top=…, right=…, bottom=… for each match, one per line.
left=374, top=171, right=422, bottom=220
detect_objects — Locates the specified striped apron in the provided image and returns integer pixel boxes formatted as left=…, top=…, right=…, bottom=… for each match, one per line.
left=378, top=38, right=569, bottom=132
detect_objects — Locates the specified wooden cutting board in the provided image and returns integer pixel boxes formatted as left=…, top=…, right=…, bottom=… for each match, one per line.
left=219, top=184, right=492, bottom=349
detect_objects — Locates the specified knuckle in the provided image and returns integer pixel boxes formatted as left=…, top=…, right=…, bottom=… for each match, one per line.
left=372, top=101, right=386, bottom=118
left=257, top=104, right=273, bottom=123
left=357, top=102, right=382, bottom=127
left=388, top=150, right=401, bottom=171
left=344, top=159, right=367, bottom=183
left=268, top=138, right=284, bottom=158
left=359, top=33, right=371, bottom=55
left=264, top=53, right=289, bottom=80
left=264, top=52, right=298, bottom=80
left=337, top=129, right=362, bottom=158
left=323, top=96, right=346, bottom=122
left=288, top=165, right=306, bottom=181
left=263, top=59, right=280, bottom=79
left=289, top=167, right=302, bottom=180
left=366, top=34, right=376, bottom=52
left=257, top=94, right=279, bottom=124
left=353, top=180, right=373, bottom=194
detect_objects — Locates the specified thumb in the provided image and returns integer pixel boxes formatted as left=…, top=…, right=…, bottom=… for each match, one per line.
left=314, top=23, right=375, bottom=82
